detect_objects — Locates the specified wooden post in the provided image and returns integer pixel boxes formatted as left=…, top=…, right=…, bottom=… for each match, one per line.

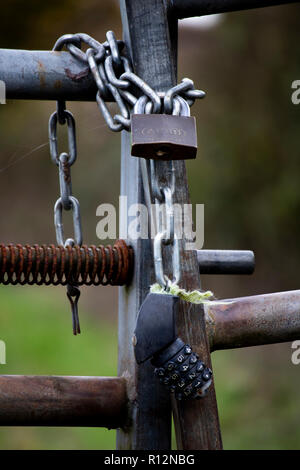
left=116, top=1, right=173, bottom=450
left=117, top=0, right=222, bottom=450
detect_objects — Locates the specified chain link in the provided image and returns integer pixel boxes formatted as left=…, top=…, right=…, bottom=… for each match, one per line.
left=48, top=109, right=77, bottom=166
left=151, top=160, right=181, bottom=289
left=54, top=196, right=82, bottom=246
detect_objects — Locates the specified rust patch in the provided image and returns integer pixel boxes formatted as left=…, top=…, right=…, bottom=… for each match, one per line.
left=64, top=67, right=90, bottom=82
left=0, top=241, right=133, bottom=286
left=37, top=60, right=46, bottom=88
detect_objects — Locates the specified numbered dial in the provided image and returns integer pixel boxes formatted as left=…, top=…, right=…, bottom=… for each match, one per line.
left=152, top=338, right=212, bottom=400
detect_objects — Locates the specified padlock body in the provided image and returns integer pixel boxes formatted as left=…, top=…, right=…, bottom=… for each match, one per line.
left=134, top=293, right=178, bottom=364
left=133, top=292, right=213, bottom=400
left=131, top=114, right=197, bottom=160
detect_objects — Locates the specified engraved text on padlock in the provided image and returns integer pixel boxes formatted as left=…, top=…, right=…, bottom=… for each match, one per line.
left=131, top=114, right=197, bottom=160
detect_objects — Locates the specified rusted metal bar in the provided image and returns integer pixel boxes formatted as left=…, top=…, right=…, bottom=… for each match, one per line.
left=170, top=0, right=300, bottom=18
left=205, top=289, right=300, bottom=352
left=197, top=249, right=255, bottom=275
left=0, top=375, right=128, bottom=427
left=0, top=243, right=254, bottom=285
left=0, top=49, right=112, bottom=101
left=0, top=241, right=133, bottom=286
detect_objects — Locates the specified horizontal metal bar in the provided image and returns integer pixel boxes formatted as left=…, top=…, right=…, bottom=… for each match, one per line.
left=205, top=289, right=300, bottom=351
left=0, top=375, right=128, bottom=427
left=0, top=49, right=107, bottom=101
left=197, top=249, right=255, bottom=275
left=171, top=0, right=300, bottom=18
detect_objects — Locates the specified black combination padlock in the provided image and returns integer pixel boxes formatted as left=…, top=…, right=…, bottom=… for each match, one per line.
left=131, top=114, right=197, bottom=161
left=133, top=293, right=212, bottom=400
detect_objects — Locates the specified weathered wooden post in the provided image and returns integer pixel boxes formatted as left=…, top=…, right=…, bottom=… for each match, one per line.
left=117, top=0, right=222, bottom=450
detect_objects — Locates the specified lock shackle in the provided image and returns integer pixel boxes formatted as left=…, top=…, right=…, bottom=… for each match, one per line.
left=173, top=95, right=190, bottom=117
left=133, top=94, right=190, bottom=117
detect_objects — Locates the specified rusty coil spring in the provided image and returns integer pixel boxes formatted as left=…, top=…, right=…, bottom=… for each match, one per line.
left=0, top=240, right=133, bottom=286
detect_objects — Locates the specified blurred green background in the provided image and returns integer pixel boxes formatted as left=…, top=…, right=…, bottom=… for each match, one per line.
left=0, top=0, right=300, bottom=450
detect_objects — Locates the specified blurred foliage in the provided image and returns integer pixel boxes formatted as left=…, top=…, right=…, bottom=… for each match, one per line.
left=0, top=285, right=117, bottom=449
left=0, top=1, right=300, bottom=450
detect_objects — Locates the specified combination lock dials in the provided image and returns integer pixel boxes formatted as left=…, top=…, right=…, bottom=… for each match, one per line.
left=133, top=293, right=212, bottom=400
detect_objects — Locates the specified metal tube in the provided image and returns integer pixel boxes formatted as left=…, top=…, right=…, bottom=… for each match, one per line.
left=170, top=0, right=299, bottom=18
left=197, top=249, right=255, bottom=275
left=0, top=376, right=128, bottom=427
left=205, top=289, right=300, bottom=351
left=0, top=49, right=110, bottom=101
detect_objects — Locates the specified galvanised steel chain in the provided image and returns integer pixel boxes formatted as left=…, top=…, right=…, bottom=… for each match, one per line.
left=53, top=31, right=205, bottom=286
left=133, top=94, right=184, bottom=288
left=53, top=31, right=205, bottom=132
left=51, top=31, right=205, bottom=336
left=49, top=96, right=83, bottom=335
